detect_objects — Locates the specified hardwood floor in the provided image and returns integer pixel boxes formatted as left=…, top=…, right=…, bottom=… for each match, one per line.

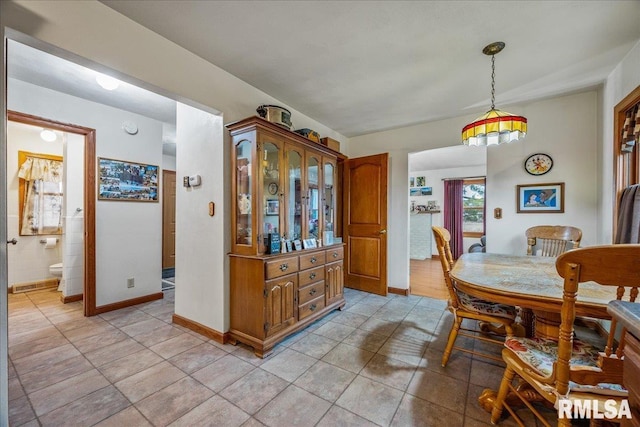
left=409, top=258, right=449, bottom=300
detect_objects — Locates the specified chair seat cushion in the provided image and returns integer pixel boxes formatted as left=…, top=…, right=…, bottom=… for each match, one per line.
left=505, top=337, right=628, bottom=396
left=457, top=291, right=517, bottom=319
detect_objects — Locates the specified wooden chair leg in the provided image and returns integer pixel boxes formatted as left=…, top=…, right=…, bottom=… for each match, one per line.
left=491, top=365, right=516, bottom=424
left=442, top=316, right=463, bottom=367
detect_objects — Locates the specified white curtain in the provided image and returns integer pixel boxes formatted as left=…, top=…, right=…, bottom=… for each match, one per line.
left=18, top=156, right=64, bottom=235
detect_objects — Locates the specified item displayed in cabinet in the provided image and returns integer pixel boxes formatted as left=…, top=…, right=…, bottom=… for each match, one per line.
left=238, top=193, right=251, bottom=215
left=303, top=239, right=317, bottom=249
left=320, top=137, right=340, bottom=152
left=294, top=128, right=320, bottom=143
left=268, top=182, right=279, bottom=195
left=256, top=105, right=292, bottom=130
left=293, top=239, right=302, bottom=251
left=267, top=233, right=281, bottom=255
left=266, top=199, right=279, bottom=215
left=323, top=231, right=334, bottom=246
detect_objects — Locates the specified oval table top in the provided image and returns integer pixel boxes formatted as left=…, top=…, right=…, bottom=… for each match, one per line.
left=449, top=252, right=619, bottom=318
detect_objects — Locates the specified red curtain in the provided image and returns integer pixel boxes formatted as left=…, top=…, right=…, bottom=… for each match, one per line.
left=444, top=179, right=464, bottom=259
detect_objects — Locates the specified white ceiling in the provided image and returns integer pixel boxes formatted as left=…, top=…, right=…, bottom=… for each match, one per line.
left=409, top=145, right=486, bottom=172
left=98, top=0, right=640, bottom=138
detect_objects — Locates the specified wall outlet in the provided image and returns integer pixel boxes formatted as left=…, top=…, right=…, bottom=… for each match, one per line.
left=127, top=277, right=135, bottom=288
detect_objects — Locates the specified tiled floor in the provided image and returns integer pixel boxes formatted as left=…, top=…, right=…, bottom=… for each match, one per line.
left=8, top=287, right=555, bottom=426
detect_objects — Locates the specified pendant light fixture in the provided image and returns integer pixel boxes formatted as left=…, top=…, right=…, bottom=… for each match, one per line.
left=462, top=42, right=527, bottom=146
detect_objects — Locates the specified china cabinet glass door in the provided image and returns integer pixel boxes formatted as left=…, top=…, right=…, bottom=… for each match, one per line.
left=261, top=141, right=281, bottom=253
left=323, top=161, right=335, bottom=245
left=235, top=140, right=252, bottom=247
left=286, top=148, right=303, bottom=241
left=306, top=155, right=321, bottom=241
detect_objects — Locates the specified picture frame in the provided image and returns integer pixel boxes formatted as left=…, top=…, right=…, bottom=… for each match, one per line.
left=409, top=177, right=415, bottom=187
left=517, top=182, right=565, bottom=213
left=293, top=239, right=302, bottom=251
left=416, top=176, right=426, bottom=187
left=266, top=199, right=279, bottom=215
left=420, top=186, right=432, bottom=196
left=409, top=188, right=421, bottom=196
left=98, top=157, right=158, bottom=201
left=303, top=239, right=317, bottom=249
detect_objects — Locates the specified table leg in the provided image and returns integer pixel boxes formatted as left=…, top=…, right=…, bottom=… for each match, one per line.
left=478, top=381, right=546, bottom=413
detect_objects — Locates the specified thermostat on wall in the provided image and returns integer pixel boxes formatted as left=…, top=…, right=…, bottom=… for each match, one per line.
left=188, top=175, right=201, bottom=187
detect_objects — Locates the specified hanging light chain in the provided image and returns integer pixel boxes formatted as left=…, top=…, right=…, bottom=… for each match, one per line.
left=490, top=54, right=496, bottom=111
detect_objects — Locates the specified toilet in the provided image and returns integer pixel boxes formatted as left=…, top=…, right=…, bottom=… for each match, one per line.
left=49, top=263, right=63, bottom=278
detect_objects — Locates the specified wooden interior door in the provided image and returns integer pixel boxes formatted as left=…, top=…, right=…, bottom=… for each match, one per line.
left=343, top=153, right=388, bottom=295
left=162, top=170, right=176, bottom=269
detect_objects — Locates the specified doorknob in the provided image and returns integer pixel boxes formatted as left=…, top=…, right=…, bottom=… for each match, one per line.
left=379, top=229, right=387, bottom=235
left=7, top=238, right=17, bottom=245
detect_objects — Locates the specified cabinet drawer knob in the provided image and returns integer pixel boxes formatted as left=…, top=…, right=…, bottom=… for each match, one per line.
left=279, top=263, right=288, bottom=271
left=309, top=272, right=316, bottom=280
left=310, top=257, right=317, bottom=264
left=309, top=288, right=317, bottom=296
left=310, top=304, right=317, bottom=311
left=332, top=252, right=338, bottom=258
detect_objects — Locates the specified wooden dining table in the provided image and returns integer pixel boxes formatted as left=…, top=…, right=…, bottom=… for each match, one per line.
left=449, top=252, right=620, bottom=413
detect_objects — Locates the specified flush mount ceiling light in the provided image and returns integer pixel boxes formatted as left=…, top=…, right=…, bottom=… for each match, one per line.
left=462, top=42, right=527, bottom=146
left=95, top=73, right=120, bottom=91
left=40, top=129, right=57, bottom=142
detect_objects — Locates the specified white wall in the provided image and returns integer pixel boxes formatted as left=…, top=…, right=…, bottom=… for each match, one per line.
left=6, top=122, right=63, bottom=287
left=174, top=104, right=228, bottom=332
left=162, top=154, right=176, bottom=171
left=485, top=91, right=598, bottom=255
left=8, top=79, right=164, bottom=306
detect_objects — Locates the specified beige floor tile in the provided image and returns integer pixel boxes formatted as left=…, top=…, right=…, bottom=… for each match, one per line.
left=240, top=417, right=266, bottom=427
left=219, top=368, right=288, bottom=414
left=316, top=405, right=378, bottom=427
left=313, top=322, right=356, bottom=341
left=99, top=348, right=164, bottom=383
left=37, top=385, right=130, bottom=427
left=119, top=317, right=168, bottom=337
left=50, top=314, right=107, bottom=332
left=12, top=343, right=81, bottom=376
left=168, top=395, right=250, bottom=427
left=84, top=337, right=145, bottom=367
left=346, top=302, right=383, bottom=317
left=29, top=369, right=110, bottom=416
left=289, top=333, right=339, bottom=359
left=8, top=376, right=25, bottom=401
left=360, top=353, right=417, bottom=391
left=321, top=343, right=375, bottom=373
left=136, top=377, right=215, bottom=426
left=94, top=405, right=153, bottom=427
left=168, top=342, right=227, bottom=374
left=8, top=332, right=69, bottom=360
left=391, top=393, right=464, bottom=427
left=134, top=324, right=185, bottom=347
left=149, top=333, right=204, bottom=359
left=342, top=328, right=389, bottom=353
left=191, top=354, right=255, bottom=392
left=8, top=325, right=61, bottom=347
left=293, top=360, right=356, bottom=402
left=102, top=308, right=155, bottom=328
left=331, top=311, right=369, bottom=328
left=260, top=348, right=317, bottom=382
left=407, top=369, right=469, bottom=413
left=114, top=361, right=185, bottom=403
left=421, top=347, right=472, bottom=381
left=72, top=329, right=129, bottom=353
left=335, top=376, right=404, bottom=426
left=255, top=385, right=331, bottom=427
left=377, top=336, right=428, bottom=367
left=470, top=359, right=507, bottom=390
left=20, top=353, right=93, bottom=394
left=62, top=321, right=117, bottom=342
left=8, top=394, right=37, bottom=426
left=358, top=316, right=400, bottom=337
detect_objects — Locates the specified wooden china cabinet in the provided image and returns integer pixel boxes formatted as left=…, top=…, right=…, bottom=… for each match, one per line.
left=227, top=116, right=345, bottom=358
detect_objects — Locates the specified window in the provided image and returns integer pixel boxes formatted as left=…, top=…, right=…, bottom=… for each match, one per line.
left=463, top=178, right=485, bottom=237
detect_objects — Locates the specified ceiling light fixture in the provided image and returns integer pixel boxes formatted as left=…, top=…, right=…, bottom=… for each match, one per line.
left=95, top=73, right=120, bottom=91
left=40, top=129, right=57, bottom=142
left=462, top=42, right=527, bottom=146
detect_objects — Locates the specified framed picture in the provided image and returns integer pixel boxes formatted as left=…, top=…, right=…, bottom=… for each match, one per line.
left=410, top=188, right=421, bottom=196
left=98, top=157, right=158, bottom=201
left=266, top=199, right=279, bottom=215
left=293, top=240, right=302, bottom=251
left=517, top=182, right=565, bottom=213
left=409, top=177, right=415, bottom=187
left=416, top=176, right=426, bottom=187
left=420, top=186, right=432, bottom=196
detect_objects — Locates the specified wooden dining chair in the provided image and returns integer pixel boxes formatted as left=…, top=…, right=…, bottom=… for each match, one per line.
left=490, top=244, right=640, bottom=426
left=526, top=225, right=582, bottom=257
left=432, top=226, right=519, bottom=367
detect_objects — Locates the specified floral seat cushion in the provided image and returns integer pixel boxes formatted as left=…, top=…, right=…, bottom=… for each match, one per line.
left=504, top=337, right=628, bottom=397
left=457, top=291, right=517, bottom=319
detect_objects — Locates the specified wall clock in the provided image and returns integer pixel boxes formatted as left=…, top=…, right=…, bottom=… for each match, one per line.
left=268, top=182, right=279, bottom=195
left=524, top=153, right=553, bottom=176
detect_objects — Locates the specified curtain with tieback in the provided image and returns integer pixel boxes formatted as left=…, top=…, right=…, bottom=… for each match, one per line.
left=18, top=156, right=64, bottom=235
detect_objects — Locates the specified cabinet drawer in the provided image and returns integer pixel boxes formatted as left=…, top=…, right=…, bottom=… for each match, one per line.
left=326, top=246, right=344, bottom=261
left=298, top=266, right=325, bottom=287
left=265, top=256, right=299, bottom=279
left=299, top=251, right=326, bottom=270
left=298, top=281, right=325, bottom=305
left=298, top=295, right=325, bottom=320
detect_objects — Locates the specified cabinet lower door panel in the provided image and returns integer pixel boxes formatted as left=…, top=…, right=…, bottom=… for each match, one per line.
left=265, top=275, right=297, bottom=337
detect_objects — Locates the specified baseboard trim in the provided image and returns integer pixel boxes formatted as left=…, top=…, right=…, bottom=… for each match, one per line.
left=93, top=292, right=163, bottom=315
left=432, top=254, right=440, bottom=260
left=61, top=293, right=83, bottom=303
left=10, top=278, right=59, bottom=293
left=172, top=313, right=229, bottom=344
left=388, top=287, right=409, bottom=296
